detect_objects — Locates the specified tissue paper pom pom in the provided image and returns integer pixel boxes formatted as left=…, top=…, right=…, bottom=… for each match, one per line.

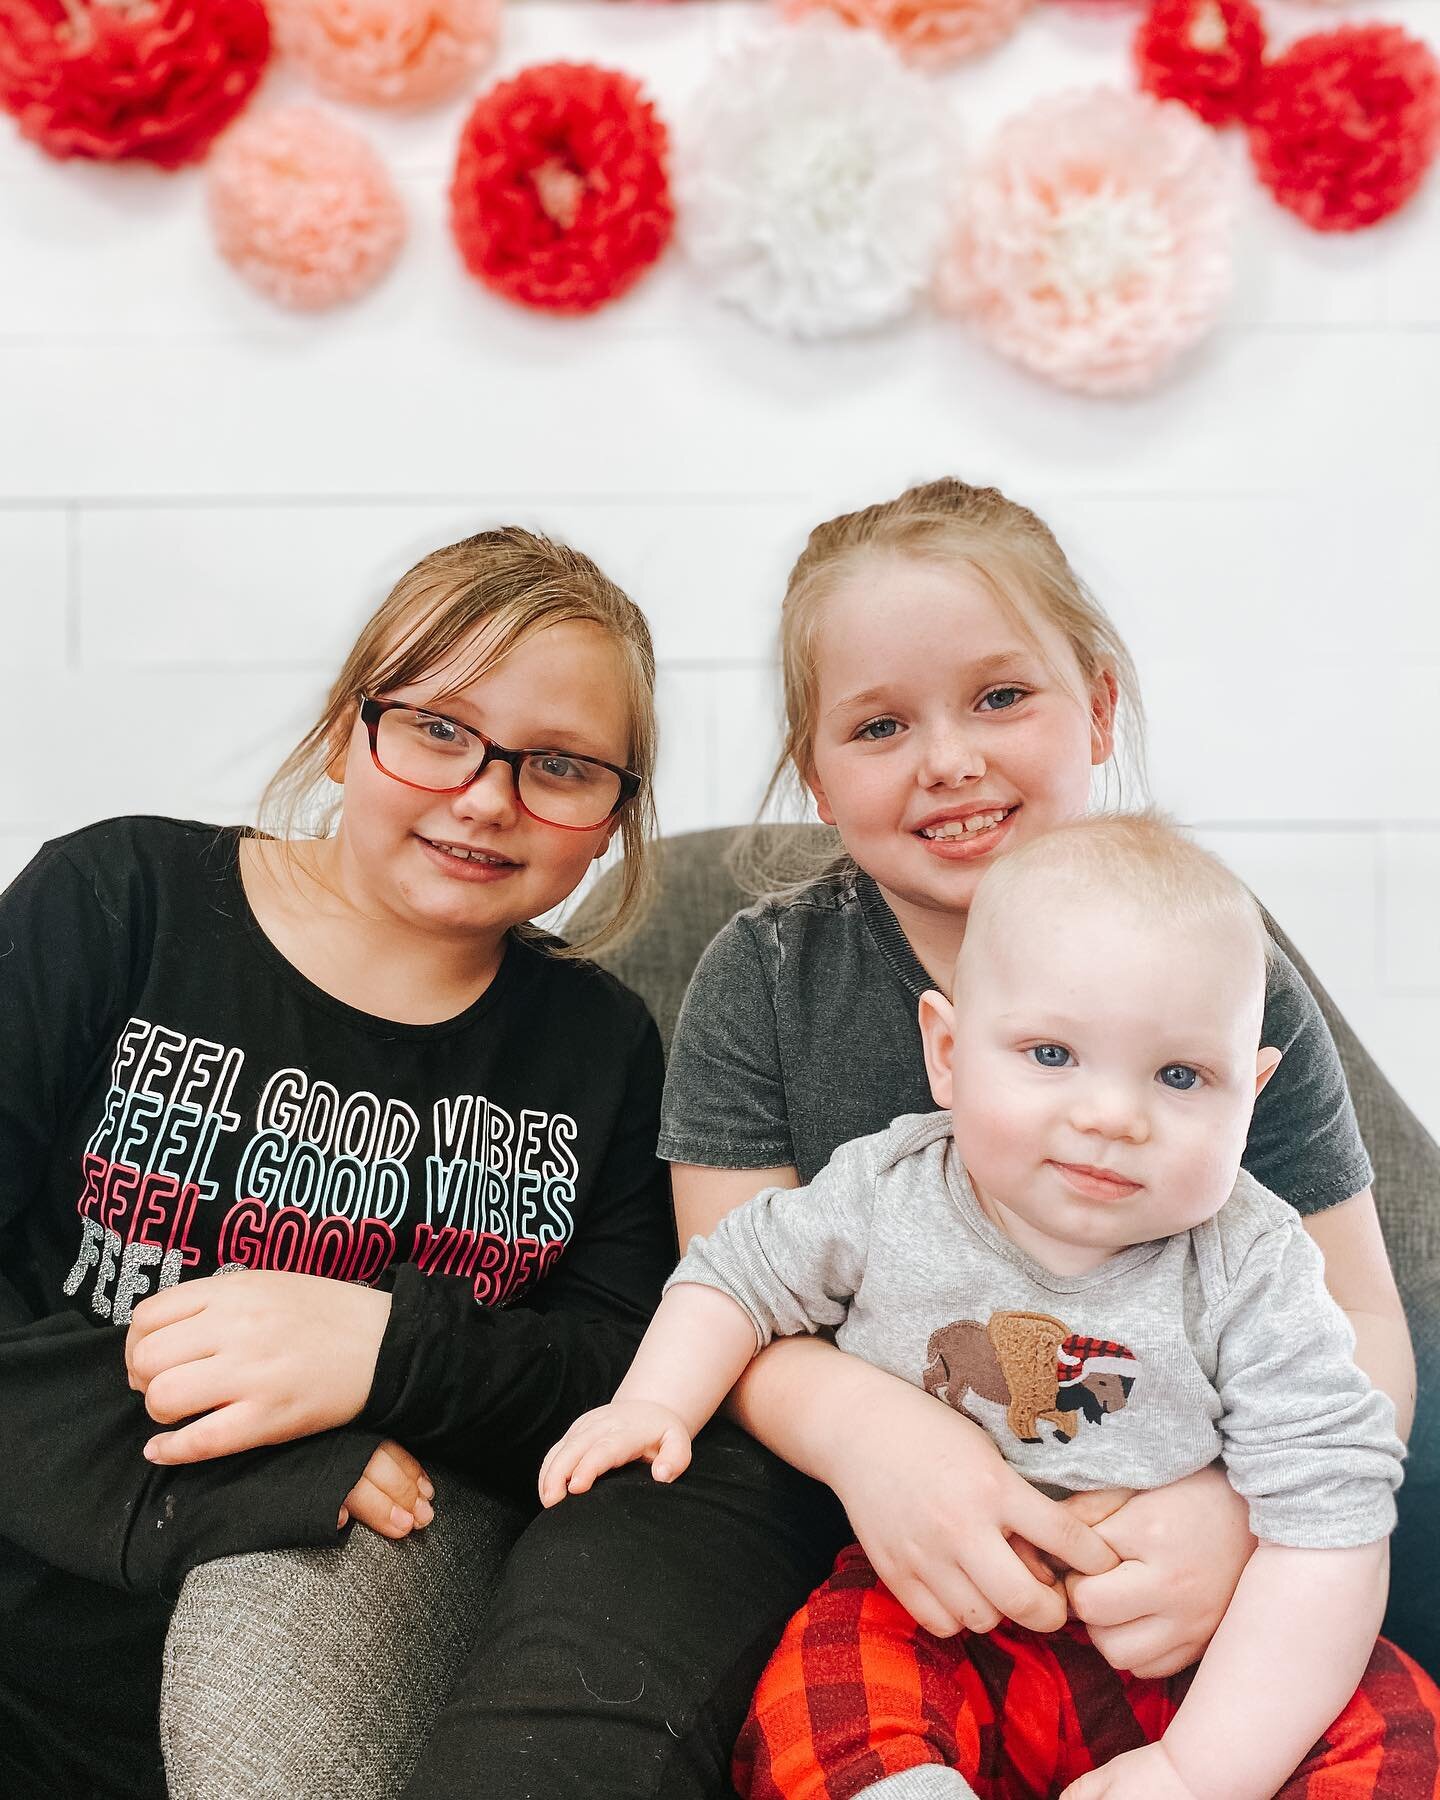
left=1246, top=25, right=1440, bottom=231
left=268, top=0, right=500, bottom=108
left=450, top=62, right=673, bottom=312
left=208, top=105, right=405, bottom=307
left=937, top=88, right=1233, bottom=394
left=675, top=23, right=950, bottom=337
left=781, top=0, right=1031, bottom=68
left=1135, top=0, right=1265, bottom=126
left=0, top=0, right=269, bottom=167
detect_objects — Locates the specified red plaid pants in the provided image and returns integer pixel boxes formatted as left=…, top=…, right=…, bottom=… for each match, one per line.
left=734, top=1544, right=1440, bottom=1800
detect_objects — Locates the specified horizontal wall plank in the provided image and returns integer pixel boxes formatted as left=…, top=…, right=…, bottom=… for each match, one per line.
left=1382, top=830, right=1440, bottom=994
left=76, top=496, right=814, bottom=668
left=0, top=510, right=68, bottom=668
left=7, top=330, right=1440, bottom=502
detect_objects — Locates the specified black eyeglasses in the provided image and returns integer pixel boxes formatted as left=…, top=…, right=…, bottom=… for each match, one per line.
left=359, top=697, right=641, bottom=832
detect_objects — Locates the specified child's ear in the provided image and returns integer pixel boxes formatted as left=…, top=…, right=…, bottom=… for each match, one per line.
left=1255, top=1046, right=1283, bottom=1097
left=801, top=759, right=836, bottom=828
left=918, top=990, right=957, bottom=1111
left=1089, top=670, right=1119, bottom=768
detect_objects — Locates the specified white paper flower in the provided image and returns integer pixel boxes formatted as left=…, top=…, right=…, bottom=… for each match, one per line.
left=675, top=21, right=953, bottom=338
left=936, top=87, right=1235, bottom=394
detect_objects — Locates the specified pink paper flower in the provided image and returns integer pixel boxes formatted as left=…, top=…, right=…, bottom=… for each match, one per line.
left=269, top=0, right=501, bottom=107
left=937, top=88, right=1234, bottom=394
left=780, top=0, right=1032, bottom=68
left=208, top=105, right=406, bottom=308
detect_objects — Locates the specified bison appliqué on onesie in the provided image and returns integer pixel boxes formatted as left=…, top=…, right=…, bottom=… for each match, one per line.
left=922, top=1311, right=1139, bottom=1445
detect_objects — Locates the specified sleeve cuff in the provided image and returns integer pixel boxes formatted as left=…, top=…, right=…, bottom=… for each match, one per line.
left=361, top=1261, right=427, bottom=1430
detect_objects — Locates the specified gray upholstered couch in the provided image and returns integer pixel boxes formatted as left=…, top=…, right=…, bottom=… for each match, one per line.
left=160, top=827, right=1439, bottom=1798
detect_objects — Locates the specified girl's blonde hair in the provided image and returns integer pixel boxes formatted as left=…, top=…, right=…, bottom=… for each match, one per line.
left=260, top=526, right=658, bottom=958
left=735, top=477, right=1147, bottom=895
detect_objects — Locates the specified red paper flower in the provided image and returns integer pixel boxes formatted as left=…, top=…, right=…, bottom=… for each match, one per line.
left=0, top=0, right=270, bottom=167
left=1246, top=24, right=1440, bottom=231
left=450, top=61, right=674, bottom=313
left=1135, top=0, right=1265, bottom=126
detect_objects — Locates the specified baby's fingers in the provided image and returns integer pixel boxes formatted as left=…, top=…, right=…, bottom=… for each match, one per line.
left=345, top=1476, right=416, bottom=1540
left=559, top=1430, right=648, bottom=1499
left=648, top=1425, right=692, bottom=1484
left=538, top=1423, right=605, bottom=1507
left=363, top=1441, right=434, bottom=1521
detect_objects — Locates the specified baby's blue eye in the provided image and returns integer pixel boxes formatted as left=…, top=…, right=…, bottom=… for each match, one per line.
left=1030, top=1045, right=1071, bottom=1068
left=979, top=686, right=1027, bottom=712
left=1158, top=1065, right=1200, bottom=1090
left=856, top=717, right=900, bottom=741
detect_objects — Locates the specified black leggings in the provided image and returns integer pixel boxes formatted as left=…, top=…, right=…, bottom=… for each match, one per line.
left=401, top=1421, right=850, bottom=1800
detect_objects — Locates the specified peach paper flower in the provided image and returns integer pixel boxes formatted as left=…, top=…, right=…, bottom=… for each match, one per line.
left=781, top=0, right=1033, bottom=67
left=269, top=0, right=501, bottom=107
left=208, top=105, right=406, bottom=307
left=937, top=87, right=1234, bottom=393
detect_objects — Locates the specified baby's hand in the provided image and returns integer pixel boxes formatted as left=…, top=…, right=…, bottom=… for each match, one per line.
left=1059, top=1743, right=1201, bottom=1800
left=538, top=1401, right=692, bottom=1507
left=339, top=1440, right=434, bottom=1539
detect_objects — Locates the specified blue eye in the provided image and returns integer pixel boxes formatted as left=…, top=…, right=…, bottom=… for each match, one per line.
left=979, top=686, right=1028, bottom=712
left=1030, top=1045, right=1072, bottom=1068
left=1158, top=1065, right=1200, bottom=1091
left=856, top=717, right=901, bottom=742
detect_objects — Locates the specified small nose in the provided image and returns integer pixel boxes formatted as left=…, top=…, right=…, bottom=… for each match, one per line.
left=917, top=722, right=985, bottom=789
left=1069, top=1084, right=1150, bottom=1145
left=451, top=756, right=519, bottom=826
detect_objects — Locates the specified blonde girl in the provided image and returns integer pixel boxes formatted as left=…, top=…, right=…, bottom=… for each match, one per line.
left=398, top=480, right=1430, bottom=1800
left=0, top=527, right=674, bottom=1800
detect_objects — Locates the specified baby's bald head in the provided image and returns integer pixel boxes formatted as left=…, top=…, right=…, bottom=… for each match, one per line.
left=957, top=812, right=1271, bottom=1038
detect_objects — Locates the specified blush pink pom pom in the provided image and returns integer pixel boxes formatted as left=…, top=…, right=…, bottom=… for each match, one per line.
left=937, top=87, right=1234, bottom=394
left=781, top=0, right=1032, bottom=65
left=270, top=0, right=501, bottom=107
left=208, top=106, right=406, bottom=309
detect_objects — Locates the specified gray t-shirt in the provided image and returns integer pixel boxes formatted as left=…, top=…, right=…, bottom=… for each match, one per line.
left=658, top=868, right=1373, bottom=1210
left=670, top=1112, right=1402, bottom=1549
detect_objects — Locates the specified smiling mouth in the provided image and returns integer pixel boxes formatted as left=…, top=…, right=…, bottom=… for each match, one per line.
left=421, top=837, right=518, bottom=867
left=917, top=807, right=1016, bottom=841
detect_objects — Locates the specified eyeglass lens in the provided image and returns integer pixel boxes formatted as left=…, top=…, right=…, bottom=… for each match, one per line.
left=374, top=707, right=621, bottom=828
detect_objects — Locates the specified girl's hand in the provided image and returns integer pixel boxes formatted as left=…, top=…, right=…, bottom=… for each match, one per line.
left=1060, top=1743, right=1201, bottom=1800
left=1064, top=1464, right=1257, bottom=1678
left=339, top=1440, right=435, bottom=1540
left=823, top=1380, right=1120, bottom=1638
left=538, top=1401, right=692, bottom=1507
left=125, top=1270, right=392, bottom=1464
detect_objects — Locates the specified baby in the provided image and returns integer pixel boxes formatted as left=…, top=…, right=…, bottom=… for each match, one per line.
left=542, top=814, right=1412, bottom=1800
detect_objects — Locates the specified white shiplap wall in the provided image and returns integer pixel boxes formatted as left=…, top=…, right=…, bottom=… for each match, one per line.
left=2, top=0, right=1438, bottom=1141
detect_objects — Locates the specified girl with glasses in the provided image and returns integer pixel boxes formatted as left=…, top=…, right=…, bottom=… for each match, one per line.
left=0, top=527, right=674, bottom=1800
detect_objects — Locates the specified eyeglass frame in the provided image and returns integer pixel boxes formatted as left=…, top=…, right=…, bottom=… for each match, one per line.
left=357, top=696, right=642, bottom=832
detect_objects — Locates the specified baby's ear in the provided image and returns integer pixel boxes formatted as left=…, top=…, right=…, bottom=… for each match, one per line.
left=1254, top=1046, right=1283, bottom=1098
left=918, top=990, right=957, bottom=1110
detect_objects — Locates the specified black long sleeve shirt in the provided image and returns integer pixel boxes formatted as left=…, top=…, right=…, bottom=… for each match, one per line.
left=0, top=817, right=675, bottom=1607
